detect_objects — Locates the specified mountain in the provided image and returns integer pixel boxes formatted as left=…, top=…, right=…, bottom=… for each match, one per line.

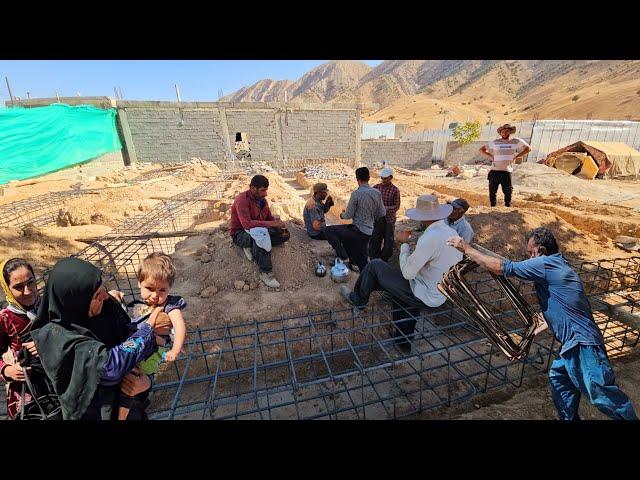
left=222, top=79, right=294, bottom=103
left=222, top=60, right=372, bottom=103
left=223, top=60, right=640, bottom=129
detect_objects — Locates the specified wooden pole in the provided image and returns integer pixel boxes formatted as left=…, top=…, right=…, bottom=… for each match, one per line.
left=5, top=76, right=15, bottom=104
left=75, top=229, right=212, bottom=244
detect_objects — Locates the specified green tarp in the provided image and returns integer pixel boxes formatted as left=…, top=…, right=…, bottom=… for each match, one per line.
left=0, top=103, right=122, bottom=185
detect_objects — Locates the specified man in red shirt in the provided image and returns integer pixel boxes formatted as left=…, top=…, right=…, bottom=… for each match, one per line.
left=369, top=166, right=400, bottom=262
left=229, top=175, right=290, bottom=288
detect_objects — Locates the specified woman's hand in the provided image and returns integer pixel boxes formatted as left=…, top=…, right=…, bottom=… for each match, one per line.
left=21, top=341, right=38, bottom=358
left=146, top=308, right=172, bottom=336
left=120, top=368, right=151, bottom=396
left=4, top=364, right=29, bottom=382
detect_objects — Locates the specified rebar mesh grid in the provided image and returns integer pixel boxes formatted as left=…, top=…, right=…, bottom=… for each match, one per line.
left=72, top=180, right=227, bottom=303
left=147, top=256, right=640, bottom=420
left=0, top=189, right=107, bottom=228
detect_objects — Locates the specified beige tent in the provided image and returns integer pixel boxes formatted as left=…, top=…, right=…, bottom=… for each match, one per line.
left=583, top=142, right=640, bottom=177
left=544, top=141, right=640, bottom=178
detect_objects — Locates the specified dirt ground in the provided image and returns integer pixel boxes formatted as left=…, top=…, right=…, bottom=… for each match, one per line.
left=2, top=157, right=640, bottom=420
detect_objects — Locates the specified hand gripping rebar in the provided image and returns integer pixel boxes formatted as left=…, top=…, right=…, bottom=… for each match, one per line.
left=438, top=257, right=538, bottom=361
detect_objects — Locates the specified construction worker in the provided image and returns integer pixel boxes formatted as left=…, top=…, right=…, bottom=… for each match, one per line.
left=303, top=182, right=335, bottom=240
left=324, top=167, right=386, bottom=272
left=369, top=166, right=401, bottom=262
left=479, top=123, right=531, bottom=207
left=340, top=195, right=462, bottom=353
left=446, top=198, right=474, bottom=243
left=447, top=227, right=638, bottom=420
left=228, top=175, right=290, bottom=289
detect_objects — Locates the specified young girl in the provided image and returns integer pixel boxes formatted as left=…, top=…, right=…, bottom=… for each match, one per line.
left=0, top=258, right=45, bottom=419
left=118, top=252, right=186, bottom=420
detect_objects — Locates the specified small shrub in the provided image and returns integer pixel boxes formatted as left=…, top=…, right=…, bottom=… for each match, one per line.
left=572, top=95, right=580, bottom=102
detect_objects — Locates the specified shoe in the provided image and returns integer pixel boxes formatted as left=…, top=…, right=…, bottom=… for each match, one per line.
left=243, top=248, right=253, bottom=261
left=260, top=271, right=280, bottom=288
left=348, top=263, right=360, bottom=273
left=339, top=285, right=365, bottom=310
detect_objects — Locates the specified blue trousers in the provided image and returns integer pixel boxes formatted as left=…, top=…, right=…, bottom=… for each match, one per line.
left=549, top=344, right=637, bottom=420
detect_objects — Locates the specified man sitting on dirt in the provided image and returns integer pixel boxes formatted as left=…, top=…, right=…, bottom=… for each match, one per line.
left=446, top=198, right=474, bottom=243
left=447, top=227, right=637, bottom=420
left=369, top=167, right=401, bottom=263
left=324, top=167, right=386, bottom=272
left=479, top=123, right=531, bottom=207
left=229, top=174, right=290, bottom=289
left=339, top=195, right=463, bottom=353
left=303, top=182, right=335, bottom=240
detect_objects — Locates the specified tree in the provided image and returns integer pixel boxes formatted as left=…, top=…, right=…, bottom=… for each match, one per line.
left=452, top=120, right=482, bottom=146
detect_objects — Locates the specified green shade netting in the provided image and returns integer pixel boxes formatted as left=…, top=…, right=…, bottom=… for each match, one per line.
left=0, top=103, right=122, bottom=184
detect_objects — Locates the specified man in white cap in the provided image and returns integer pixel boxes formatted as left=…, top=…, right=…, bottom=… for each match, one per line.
left=339, top=195, right=463, bottom=353
left=369, top=166, right=401, bottom=262
left=446, top=198, right=474, bottom=243
left=479, top=123, right=531, bottom=207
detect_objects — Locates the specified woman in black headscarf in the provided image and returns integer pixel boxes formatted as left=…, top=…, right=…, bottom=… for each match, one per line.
left=29, top=257, right=171, bottom=420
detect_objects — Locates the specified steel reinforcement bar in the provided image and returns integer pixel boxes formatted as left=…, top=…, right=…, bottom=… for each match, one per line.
left=147, top=256, right=640, bottom=420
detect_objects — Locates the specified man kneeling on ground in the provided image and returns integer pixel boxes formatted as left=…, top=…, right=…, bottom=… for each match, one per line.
left=339, top=195, right=462, bottom=353
left=229, top=174, right=290, bottom=288
left=303, top=182, right=334, bottom=240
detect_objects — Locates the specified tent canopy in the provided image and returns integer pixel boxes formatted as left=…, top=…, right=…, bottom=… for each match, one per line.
left=544, top=141, right=640, bottom=177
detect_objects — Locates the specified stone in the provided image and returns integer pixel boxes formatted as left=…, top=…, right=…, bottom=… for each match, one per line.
left=243, top=284, right=250, bottom=291
left=234, top=280, right=245, bottom=290
left=196, top=245, right=208, bottom=255
left=200, top=253, right=212, bottom=263
left=199, top=286, right=218, bottom=298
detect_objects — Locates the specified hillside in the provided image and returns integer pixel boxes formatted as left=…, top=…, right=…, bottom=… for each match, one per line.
left=223, top=60, right=640, bottom=130
left=222, top=60, right=371, bottom=103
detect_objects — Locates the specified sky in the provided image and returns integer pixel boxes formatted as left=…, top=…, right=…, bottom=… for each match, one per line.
left=0, top=60, right=382, bottom=103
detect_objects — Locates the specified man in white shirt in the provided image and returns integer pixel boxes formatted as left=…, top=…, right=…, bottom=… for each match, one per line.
left=339, top=195, right=463, bottom=353
left=479, top=123, right=531, bottom=207
left=446, top=198, right=474, bottom=243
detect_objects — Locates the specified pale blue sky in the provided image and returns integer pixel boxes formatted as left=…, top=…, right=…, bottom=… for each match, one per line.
left=0, top=60, right=382, bottom=103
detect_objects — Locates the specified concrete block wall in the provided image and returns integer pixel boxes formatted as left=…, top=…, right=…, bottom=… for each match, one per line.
left=9, top=98, right=362, bottom=167
left=281, top=110, right=357, bottom=161
left=444, top=140, right=487, bottom=166
left=362, top=140, right=434, bottom=169
left=123, top=106, right=227, bottom=163
left=226, top=109, right=278, bottom=161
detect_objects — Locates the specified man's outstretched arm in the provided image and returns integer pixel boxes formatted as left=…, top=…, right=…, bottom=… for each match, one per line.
left=447, top=236, right=504, bottom=276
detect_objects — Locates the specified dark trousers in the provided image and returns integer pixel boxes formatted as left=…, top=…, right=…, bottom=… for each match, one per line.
left=233, top=228, right=290, bottom=273
left=324, top=224, right=371, bottom=271
left=549, top=344, right=637, bottom=420
left=309, top=231, right=327, bottom=241
left=488, top=170, right=513, bottom=207
left=352, top=259, right=426, bottom=339
left=368, top=216, right=395, bottom=262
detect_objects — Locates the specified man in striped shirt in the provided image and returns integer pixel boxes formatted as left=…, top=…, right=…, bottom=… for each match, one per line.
left=369, top=167, right=401, bottom=262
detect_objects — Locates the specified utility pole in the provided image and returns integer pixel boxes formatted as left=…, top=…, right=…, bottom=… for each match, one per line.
left=175, top=84, right=182, bottom=102
left=118, top=87, right=124, bottom=99
left=5, top=76, right=15, bottom=104
left=114, top=87, right=120, bottom=99
left=55, top=91, right=61, bottom=103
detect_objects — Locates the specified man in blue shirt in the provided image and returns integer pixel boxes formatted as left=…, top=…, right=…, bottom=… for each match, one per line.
left=448, top=227, right=637, bottom=420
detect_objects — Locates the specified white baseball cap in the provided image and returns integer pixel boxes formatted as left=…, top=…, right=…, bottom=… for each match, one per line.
left=380, top=167, right=393, bottom=178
